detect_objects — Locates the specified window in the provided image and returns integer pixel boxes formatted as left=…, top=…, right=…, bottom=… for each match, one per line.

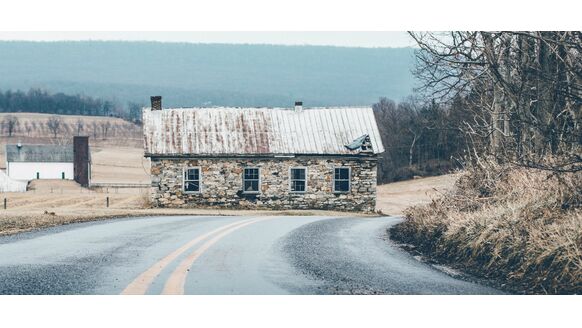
left=184, top=167, right=201, bottom=193
left=290, top=168, right=306, bottom=193
left=334, top=167, right=351, bottom=192
left=243, top=168, right=260, bottom=193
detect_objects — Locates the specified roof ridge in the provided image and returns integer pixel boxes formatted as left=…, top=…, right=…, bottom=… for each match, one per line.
left=145, top=106, right=372, bottom=111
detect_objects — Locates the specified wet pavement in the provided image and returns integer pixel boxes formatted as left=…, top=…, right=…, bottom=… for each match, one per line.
left=0, top=215, right=500, bottom=295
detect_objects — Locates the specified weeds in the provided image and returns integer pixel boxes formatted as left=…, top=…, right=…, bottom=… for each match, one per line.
left=391, top=158, right=582, bottom=294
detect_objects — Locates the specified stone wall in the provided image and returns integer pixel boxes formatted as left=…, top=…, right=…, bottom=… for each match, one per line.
left=150, top=156, right=377, bottom=212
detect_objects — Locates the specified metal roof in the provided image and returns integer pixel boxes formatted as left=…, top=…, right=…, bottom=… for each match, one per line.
left=143, top=106, right=385, bottom=156
left=5, top=144, right=74, bottom=163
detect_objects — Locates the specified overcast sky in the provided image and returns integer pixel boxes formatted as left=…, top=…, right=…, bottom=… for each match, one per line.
left=0, top=31, right=415, bottom=48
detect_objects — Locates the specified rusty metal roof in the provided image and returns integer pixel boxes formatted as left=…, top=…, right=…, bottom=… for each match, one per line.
left=143, top=107, right=385, bottom=156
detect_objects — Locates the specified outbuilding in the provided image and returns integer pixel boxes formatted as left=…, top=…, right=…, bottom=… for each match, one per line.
left=4, top=136, right=91, bottom=186
left=143, top=97, right=385, bottom=212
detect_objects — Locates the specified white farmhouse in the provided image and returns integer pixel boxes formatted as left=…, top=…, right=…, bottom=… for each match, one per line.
left=5, top=144, right=75, bottom=180
left=4, top=137, right=91, bottom=186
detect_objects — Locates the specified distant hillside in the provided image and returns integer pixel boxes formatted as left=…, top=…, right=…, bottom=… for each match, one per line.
left=0, top=112, right=143, bottom=163
left=0, top=41, right=416, bottom=108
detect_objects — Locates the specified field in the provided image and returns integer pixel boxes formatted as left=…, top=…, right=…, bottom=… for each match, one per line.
left=376, top=174, right=456, bottom=215
left=91, top=146, right=150, bottom=184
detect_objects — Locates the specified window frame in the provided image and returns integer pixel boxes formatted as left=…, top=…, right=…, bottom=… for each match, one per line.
left=289, top=167, right=307, bottom=194
left=183, top=166, right=202, bottom=194
left=242, top=167, right=261, bottom=194
left=333, top=167, right=351, bottom=193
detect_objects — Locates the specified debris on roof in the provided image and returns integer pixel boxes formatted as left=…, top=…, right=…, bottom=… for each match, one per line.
left=345, top=134, right=371, bottom=151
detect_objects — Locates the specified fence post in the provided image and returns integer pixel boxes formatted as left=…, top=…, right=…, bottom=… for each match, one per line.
left=106, top=196, right=109, bottom=208
left=3, top=198, right=6, bottom=210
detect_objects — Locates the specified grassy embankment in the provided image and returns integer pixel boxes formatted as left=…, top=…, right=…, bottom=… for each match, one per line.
left=391, top=160, right=582, bottom=294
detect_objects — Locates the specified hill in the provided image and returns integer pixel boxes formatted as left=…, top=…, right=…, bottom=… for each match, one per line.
left=0, top=41, right=416, bottom=108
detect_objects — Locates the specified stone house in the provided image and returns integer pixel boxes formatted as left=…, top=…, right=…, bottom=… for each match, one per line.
left=143, top=97, right=385, bottom=212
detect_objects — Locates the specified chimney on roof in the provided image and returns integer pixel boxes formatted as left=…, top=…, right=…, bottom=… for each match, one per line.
left=151, top=96, right=162, bottom=111
left=294, top=101, right=303, bottom=112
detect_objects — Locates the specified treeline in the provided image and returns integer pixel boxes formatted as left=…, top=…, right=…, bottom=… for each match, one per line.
left=411, top=31, right=582, bottom=172
left=373, top=96, right=469, bottom=183
left=376, top=32, right=582, bottom=183
left=0, top=113, right=142, bottom=144
left=0, top=89, right=143, bottom=123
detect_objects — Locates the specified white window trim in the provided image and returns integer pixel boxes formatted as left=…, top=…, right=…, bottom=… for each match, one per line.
left=242, top=167, right=261, bottom=194
left=183, top=166, right=202, bottom=194
left=333, top=167, right=351, bottom=193
left=289, top=166, right=307, bottom=193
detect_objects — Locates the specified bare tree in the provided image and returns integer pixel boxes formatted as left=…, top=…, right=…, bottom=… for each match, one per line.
left=76, top=118, right=85, bottom=136
left=410, top=31, right=582, bottom=172
left=47, top=115, right=63, bottom=138
left=100, top=121, right=112, bottom=139
left=91, top=121, right=99, bottom=139
left=25, top=122, right=32, bottom=137
left=2, top=115, right=19, bottom=137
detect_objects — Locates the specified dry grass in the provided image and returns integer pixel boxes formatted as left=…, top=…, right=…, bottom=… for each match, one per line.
left=391, top=159, right=582, bottom=294
left=376, top=175, right=457, bottom=215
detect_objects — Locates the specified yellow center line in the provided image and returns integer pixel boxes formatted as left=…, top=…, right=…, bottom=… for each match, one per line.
left=161, top=217, right=275, bottom=295
left=120, top=218, right=254, bottom=295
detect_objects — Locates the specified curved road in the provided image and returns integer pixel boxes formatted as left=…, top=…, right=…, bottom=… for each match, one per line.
left=0, top=216, right=500, bottom=295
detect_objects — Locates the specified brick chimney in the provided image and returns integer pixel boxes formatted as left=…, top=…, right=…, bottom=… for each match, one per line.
left=151, top=96, right=162, bottom=111
left=73, top=136, right=90, bottom=187
left=294, top=101, right=303, bottom=112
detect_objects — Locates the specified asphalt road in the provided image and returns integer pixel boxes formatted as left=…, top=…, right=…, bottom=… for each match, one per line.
left=0, top=216, right=501, bottom=295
